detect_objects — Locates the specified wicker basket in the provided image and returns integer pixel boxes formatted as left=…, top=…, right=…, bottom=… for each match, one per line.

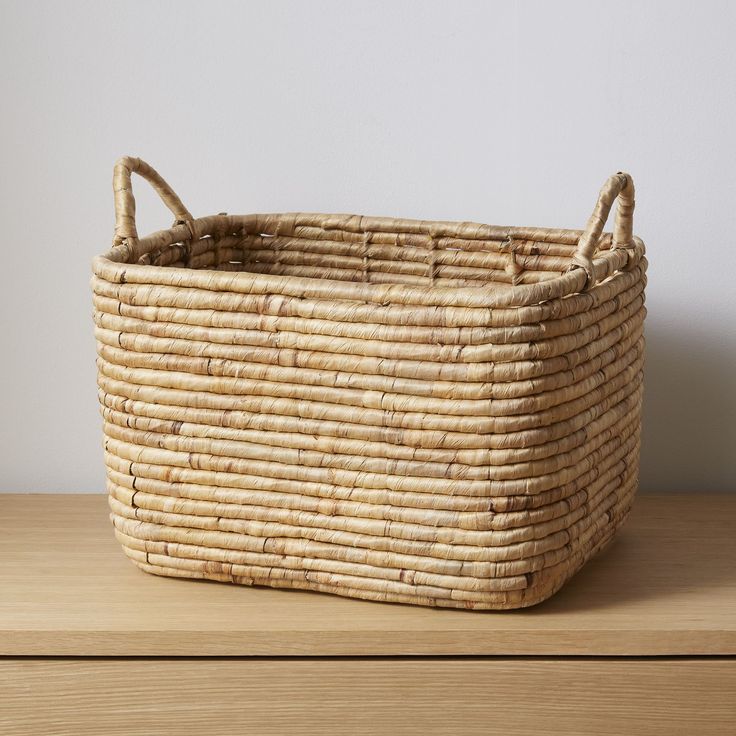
left=92, top=157, right=646, bottom=610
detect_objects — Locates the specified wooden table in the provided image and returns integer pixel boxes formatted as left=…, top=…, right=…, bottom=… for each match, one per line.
left=1, top=494, right=734, bottom=734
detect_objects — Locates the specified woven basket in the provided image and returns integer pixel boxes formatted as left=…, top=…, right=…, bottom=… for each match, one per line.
left=92, top=157, right=646, bottom=610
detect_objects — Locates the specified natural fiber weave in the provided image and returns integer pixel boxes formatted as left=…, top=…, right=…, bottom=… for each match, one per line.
left=92, top=157, right=646, bottom=609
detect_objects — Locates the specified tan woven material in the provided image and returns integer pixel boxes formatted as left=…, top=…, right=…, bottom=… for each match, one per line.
left=92, top=157, right=647, bottom=609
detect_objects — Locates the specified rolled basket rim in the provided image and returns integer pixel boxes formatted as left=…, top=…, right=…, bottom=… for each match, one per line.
left=93, top=212, right=645, bottom=310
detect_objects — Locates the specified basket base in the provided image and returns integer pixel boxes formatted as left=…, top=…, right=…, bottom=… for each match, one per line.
left=113, top=493, right=634, bottom=611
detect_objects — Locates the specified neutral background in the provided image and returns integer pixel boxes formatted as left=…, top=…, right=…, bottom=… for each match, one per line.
left=1, top=0, right=734, bottom=493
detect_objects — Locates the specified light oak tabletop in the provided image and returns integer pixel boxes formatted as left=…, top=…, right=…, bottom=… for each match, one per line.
left=0, top=493, right=734, bottom=656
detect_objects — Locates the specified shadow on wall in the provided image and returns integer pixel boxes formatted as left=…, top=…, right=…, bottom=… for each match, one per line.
left=640, top=321, right=736, bottom=493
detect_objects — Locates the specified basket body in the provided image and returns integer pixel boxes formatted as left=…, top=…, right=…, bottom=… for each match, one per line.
left=93, top=160, right=646, bottom=609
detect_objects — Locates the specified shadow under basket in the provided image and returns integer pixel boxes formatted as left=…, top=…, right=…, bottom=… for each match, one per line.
left=92, top=157, right=647, bottom=609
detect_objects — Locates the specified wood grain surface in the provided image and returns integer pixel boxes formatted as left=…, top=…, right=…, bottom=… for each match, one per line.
left=1, top=657, right=734, bottom=736
left=0, top=494, right=734, bottom=656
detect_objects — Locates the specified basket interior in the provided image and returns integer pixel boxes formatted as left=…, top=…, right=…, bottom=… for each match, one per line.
left=135, top=216, right=612, bottom=289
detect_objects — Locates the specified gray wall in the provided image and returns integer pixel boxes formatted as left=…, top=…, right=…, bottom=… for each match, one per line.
left=1, top=1, right=734, bottom=492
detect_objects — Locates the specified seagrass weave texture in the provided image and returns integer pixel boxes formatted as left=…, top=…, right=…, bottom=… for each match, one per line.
left=92, top=157, right=646, bottom=609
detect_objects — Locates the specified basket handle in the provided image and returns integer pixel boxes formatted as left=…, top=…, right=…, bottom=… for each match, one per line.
left=570, top=172, right=635, bottom=285
left=112, top=156, right=193, bottom=247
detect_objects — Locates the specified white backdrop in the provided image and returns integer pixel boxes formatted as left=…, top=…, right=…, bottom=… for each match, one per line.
left=1, top=0, right=734, bottom=493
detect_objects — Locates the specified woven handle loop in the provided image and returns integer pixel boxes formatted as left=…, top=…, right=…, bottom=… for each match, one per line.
left=112, top=157, right=193, bottom=246
left=570, top=172, right=635, bottom=285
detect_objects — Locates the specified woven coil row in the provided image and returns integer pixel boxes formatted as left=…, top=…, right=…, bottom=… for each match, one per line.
left=92, top=158, right=646, bottom=609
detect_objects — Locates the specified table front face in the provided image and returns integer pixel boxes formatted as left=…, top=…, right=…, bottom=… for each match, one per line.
left=1, top=494, right=735, bottom=656
left=1, top=657, right=734, bottom=736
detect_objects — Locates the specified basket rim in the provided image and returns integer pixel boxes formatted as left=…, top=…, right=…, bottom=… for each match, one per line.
left=93, top=212, right=645, bottom=310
